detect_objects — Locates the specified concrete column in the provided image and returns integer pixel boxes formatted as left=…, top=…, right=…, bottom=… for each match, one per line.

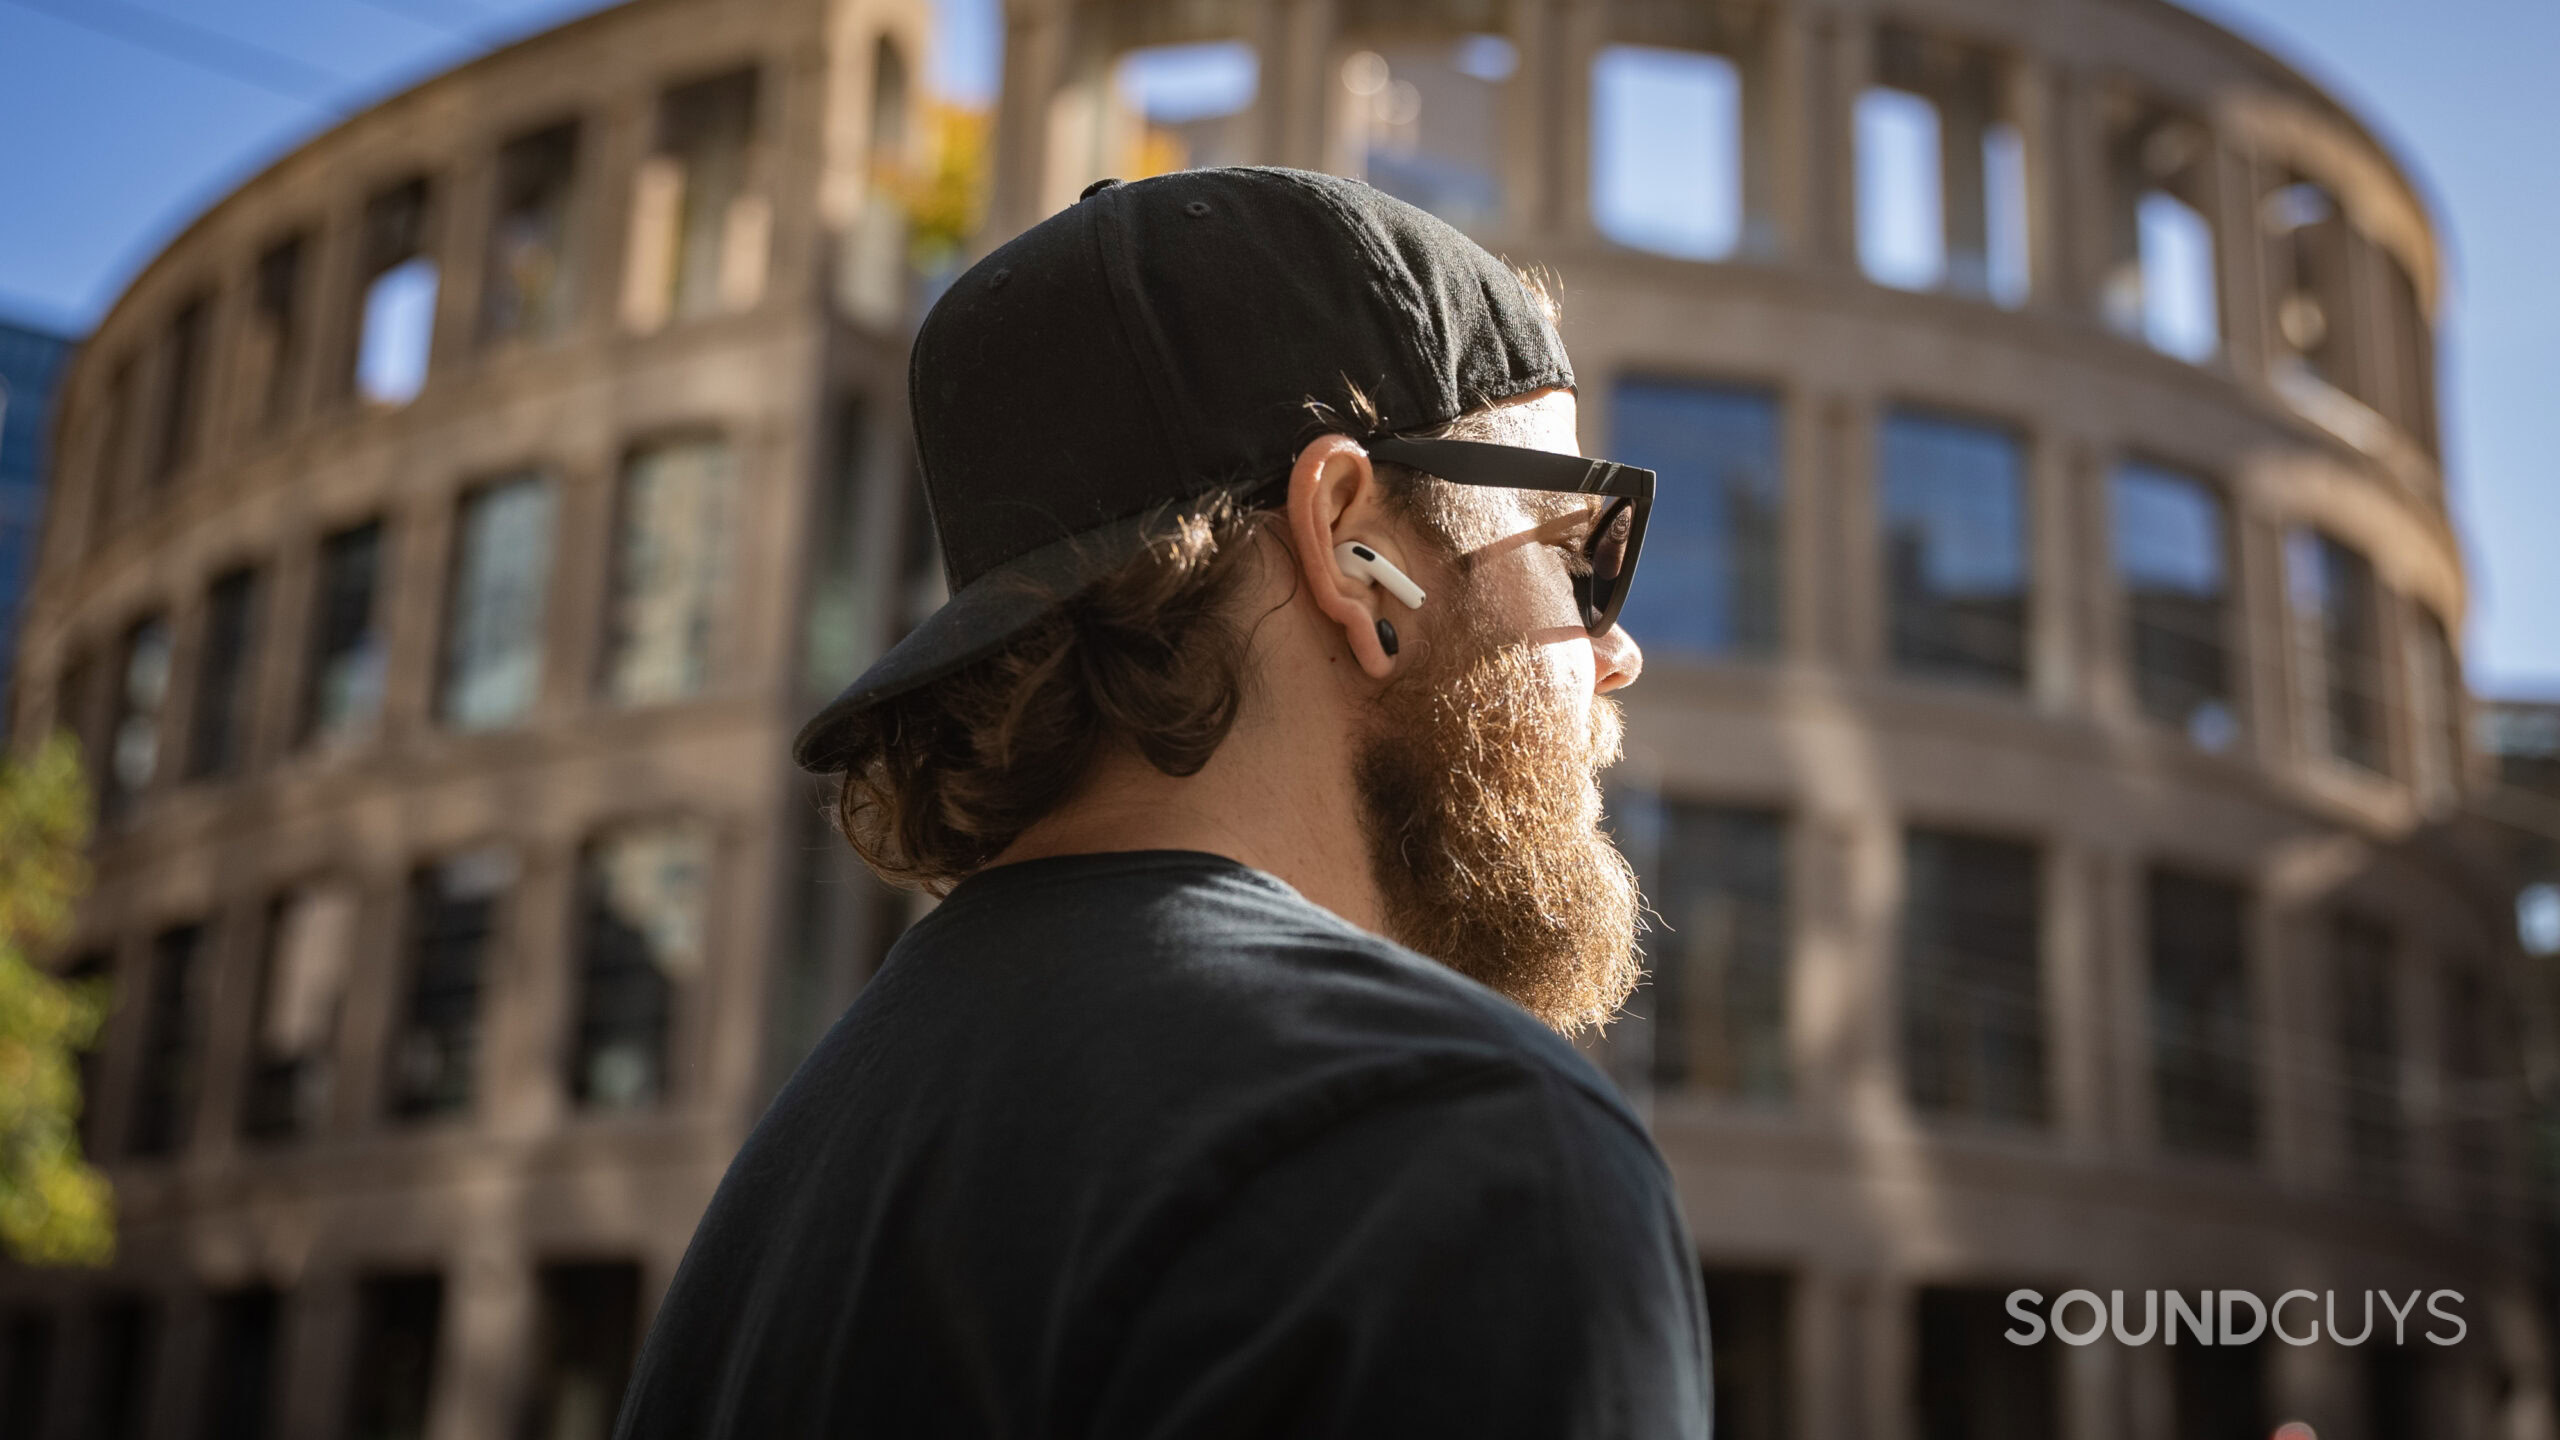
left=1806, top=12, right=1869, bottom=272
left=1863, top=1277, right=1914, bottom=1440
left=2099, top=850, right=2153, bottom=1159
left=986, top=0, right=1069, bottom=241
left=2063, top=1329, right=2129, bottom=1440
left=1828, top=393, right=1881, bottom=675
left=429, top=1245, right=532, bottom=1440
left=1938, top=67, right=1993, bottom=299
left=2049, top=66, right=2111, bottom=315
left=538, top=451, right=611, bottom=726
left=700, top=811, right=785, bottom=1122
left=2235, top=510, right=2295, bottom=776
left=2254, top=896, right=2315, bottom=1191
left=2209, top=139, right=2267, bottom=379
left=2044, top=837, right=2109, bottom=1151
left=189, top=897, right=268, bottom=1163
left=433, top=147, right=494, bottom=382
left=2083, top=439, right=2135, bottom=725
left=1271, top=0, right=1337, bottom=172
left=1794, top=1265, right=1869, bottom=1440
left=376, top=481, right=453, bottom=745
left=1553, top=0, right=1604, bottom=244
left=2007, top=55, right=2062, bottom=310
left=326, top=872, right=405, bottom=1135
left=274, top=1273, right=358, bottom=1440
left=1744, top=6, right=1812, bottom=260
left=1505, top=0, right=1564, bottom=236
left=485, top=842, right=569, bottom=1140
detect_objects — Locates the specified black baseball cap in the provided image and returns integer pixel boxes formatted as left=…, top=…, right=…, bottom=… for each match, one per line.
left=791, top=166, right=1577, bottom=773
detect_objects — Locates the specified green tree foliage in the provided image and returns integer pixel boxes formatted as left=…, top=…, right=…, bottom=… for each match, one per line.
left=0, top=733, right=113, bottom=1265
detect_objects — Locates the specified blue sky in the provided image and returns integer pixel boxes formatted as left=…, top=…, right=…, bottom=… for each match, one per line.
left=0, top=0, right=2548, bottom=693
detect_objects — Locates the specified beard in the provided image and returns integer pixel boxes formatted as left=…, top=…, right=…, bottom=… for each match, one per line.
left=1353, top=627, right=1643, bottom=1035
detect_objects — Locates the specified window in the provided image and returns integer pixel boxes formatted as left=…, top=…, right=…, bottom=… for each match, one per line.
left=602, top=438, right=734, bottom=705
left=1609, top=379, right=1780, bottom=658
left=303, top=519, right=388, bottom=748
left=1338, top=37, right=1509, bottom=229
left=346, top=1274, right=441, bottom=1440
left=2148, top=870, right=2255, bottom=1159
left=2482, top=701, right=2560, bottom=800
left=354, top=180, right=438, bottom=407
left=2364, top=1343, right=2426, bottom=1440
left=2101, top=113, right=2220, bottom=363
left=0, top=1310, right=56, bottom=1440
left=388, top=849, right=511, bottom=1120
left=2111, top=462, right=2233, bottom=747
left=2172, top=1338, right=2267, bottom=1440
left=241, top=886, right=355, bottom=1141
left=1880, top=411, right=2027, bottom=688
left=1592, top=48, right=1742, bottom=261
left=769, top=781, right=907, bottom=1093
left=574, top=821, right=711, bottom=1109
left=105, top=613, right=173, bottom=819
left=1915, top=1286, right=2055, bottom=1440
left=2378, top=250, right=2438, bottom=452
left=62, top=952, right=108, bottom=1156
left=2441, top=966, right=2502, bottom=1218
left=154, top=296, right=211, bottom=482
left=2264, top=177, right=2375, bottom=406
left=2407, top=606, right=2463, bottom=805
left=89, top=356, right=138, bottom=536
left=83, top=1298, right=157, bottom=1440
left=1859, top=30, right=2027, bottom=306
left=127, top=923, right=203, bottom=1157
left=2332, top=915, right=2399, bottom=1195
left=484, top=123, right=581, bottom=344
left=440, top=472, right=555, bottom=730
left=2287, top=529, right=2388, bottom=774
left=521, top=1263, right=641, bottom=1440
left=1641, top=804, right=1787, bottom=1098
left=628, top=69, right=763, bottom=330
left=1900, top=829, right=2043, bottom=1125
left=248, top=236, right=307, bottom=427
left=202, top=1287, right=283, bottom=1440
left=187, top=565, right=262, bottom=779
left=1700, top=1269, right=1789, bottom=1440
left=802, top=401, right=874, bottom=696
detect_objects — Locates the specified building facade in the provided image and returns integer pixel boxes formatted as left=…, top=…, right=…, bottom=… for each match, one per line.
left=2, top=0, right=2551, bottom=1437
left=0, top=0, right=931, bottom=1436
left=0, top=315, right=76, bottom=718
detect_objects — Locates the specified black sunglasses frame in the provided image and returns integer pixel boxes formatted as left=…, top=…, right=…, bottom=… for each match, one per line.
left=1365, top=434, right=1655, bottom=637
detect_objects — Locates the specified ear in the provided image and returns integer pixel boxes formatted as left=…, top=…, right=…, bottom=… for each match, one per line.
left=1287, top=433, right=1404, bottom=680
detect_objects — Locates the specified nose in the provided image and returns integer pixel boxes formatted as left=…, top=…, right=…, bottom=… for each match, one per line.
left=1592, top=624, right=1642, bottom=694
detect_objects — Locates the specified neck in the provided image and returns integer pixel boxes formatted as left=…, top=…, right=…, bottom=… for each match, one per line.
left=988, top=707, right=1387, bottom=938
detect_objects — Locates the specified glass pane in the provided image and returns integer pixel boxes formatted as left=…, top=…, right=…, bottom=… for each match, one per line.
left=2139, top=191, right=2219, bottom=362
left=2111, top=462, right=2232, bottom=745
left=356, top=257, right=439, bottom=407
left=2147, top=870, right=2255, bottom=1158
left=187, top=568, right=260, bottom=779
left=1900, top=829, right=2044, bottom=1125
left=2288, top=529, right=2386, bottom=773
left=2333, top=914, right=2400, bottom=1194
left=1610, top=379, right=1781, bottom=657
left=442, top=473, right=555, bottom=730
left=1642, top=804, right=1787, bottom=1099
left=1983, top=123, right=2030, bottom=308
left=575, top=822, right=711, bottom=1109
left=1857, top=88, right=1943, bottom=290
left=127, top=924, right=202, bottom=1157
left=306, top=521, right=388, bottom=747
left=1880, top=411, right=2026, bottom=687
left=604, top=440, right=735, bottom=705
left=1592, top=47, right=1741, bottom=261
left=523, top=1264, right=640, bottom=1440
left=484, top=123, right=581, bottom=343
left=107, top=614, right=172, bottom=815
left=347, top=1275, right=441, bottom=1440
left=1701, top=1269, right=1791, bottom=1440
left=389, top=851, right=510, bottom=1119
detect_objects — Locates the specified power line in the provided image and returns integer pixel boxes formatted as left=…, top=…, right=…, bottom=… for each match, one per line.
left=350, top=0, right=493, bottom=41
left=0, top=0, right=353, bottom=114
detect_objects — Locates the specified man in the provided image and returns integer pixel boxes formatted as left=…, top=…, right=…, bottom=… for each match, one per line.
left=617, top=167, right=1708, bottom=1436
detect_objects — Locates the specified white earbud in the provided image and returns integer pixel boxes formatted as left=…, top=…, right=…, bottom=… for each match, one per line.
left=1334, top=541, right=1427, bottom=610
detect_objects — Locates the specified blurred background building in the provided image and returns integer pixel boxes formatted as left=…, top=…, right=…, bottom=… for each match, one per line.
left=0, top=313, right=75, bottom=718
left=1, top=0, right=2554, bottom=1437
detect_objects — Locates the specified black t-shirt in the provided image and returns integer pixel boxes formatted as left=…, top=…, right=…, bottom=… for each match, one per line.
left=617, top=850, right=1709, bottom=1438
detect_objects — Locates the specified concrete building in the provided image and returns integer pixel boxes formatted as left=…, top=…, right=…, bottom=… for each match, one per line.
left=0, top=315, right=76, bottom=717
left=1, top=0, right=2550, bottom=1436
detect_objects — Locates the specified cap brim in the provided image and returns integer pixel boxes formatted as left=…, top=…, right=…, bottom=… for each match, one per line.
left=791, top=498, right=1230, bottom=773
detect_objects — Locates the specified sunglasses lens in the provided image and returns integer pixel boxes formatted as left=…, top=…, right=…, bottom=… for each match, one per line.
left=1583, top=500, right=1635, bottom=629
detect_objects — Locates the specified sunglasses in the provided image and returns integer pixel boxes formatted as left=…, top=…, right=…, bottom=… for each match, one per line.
left=1365, top=434, right=1655, bottom=637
